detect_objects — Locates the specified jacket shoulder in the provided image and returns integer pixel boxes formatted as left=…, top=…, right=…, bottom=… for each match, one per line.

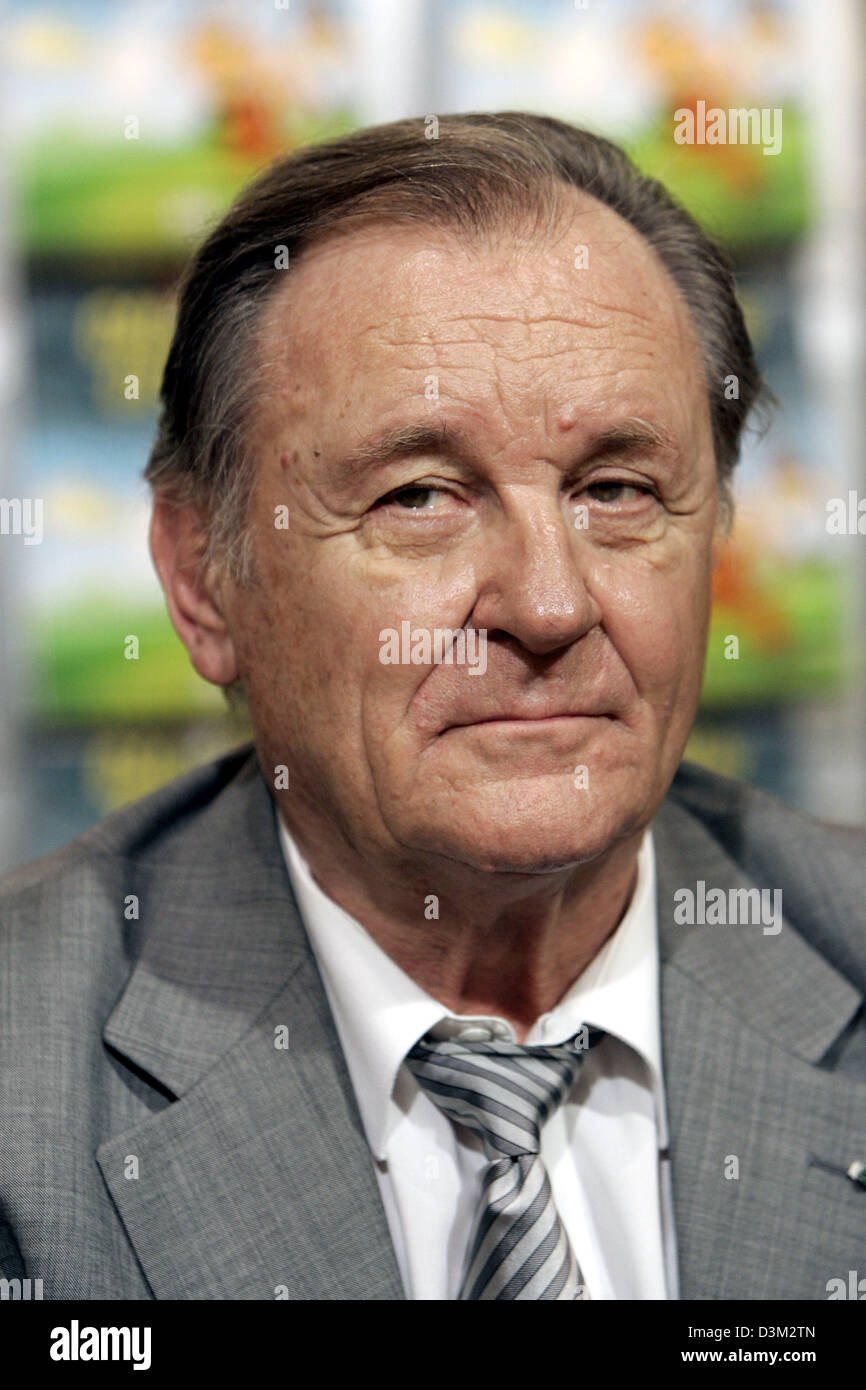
left=663, top=759, right=866, bottom=985
left=0, top=742, right=260, bottom=935
left=667, top=759, right=865, bottom=859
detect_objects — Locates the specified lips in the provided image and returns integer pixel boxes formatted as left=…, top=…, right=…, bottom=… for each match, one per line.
left=442, top=709, right=611, bottom=732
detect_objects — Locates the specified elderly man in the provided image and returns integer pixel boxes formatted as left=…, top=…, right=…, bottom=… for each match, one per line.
left=1, top=114, right=864, bottom=1302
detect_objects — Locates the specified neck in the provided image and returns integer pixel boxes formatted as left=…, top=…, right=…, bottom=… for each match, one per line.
left=277, top=800, right=643, bottom=1044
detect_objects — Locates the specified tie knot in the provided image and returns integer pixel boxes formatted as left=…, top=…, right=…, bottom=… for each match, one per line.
left=405, top=1027, right=603, bottom=1161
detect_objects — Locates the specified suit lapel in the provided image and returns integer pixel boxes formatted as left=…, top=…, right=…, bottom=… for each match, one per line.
left=97, top=754, right=404, bottom=1300
left=654, top=797, right=866, bottom=1299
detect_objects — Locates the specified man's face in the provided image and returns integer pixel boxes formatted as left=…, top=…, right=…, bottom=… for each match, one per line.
left=225, top=194, right=718, bottom=876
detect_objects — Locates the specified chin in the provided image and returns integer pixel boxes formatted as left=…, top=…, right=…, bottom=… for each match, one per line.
left=404, top=777, right=643, bottom=877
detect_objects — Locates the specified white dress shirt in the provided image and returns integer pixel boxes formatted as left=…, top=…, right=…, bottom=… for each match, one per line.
left=277, top=816, right=678, bottom=1300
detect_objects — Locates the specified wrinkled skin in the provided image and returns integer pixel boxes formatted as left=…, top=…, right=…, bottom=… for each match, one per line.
left=151, top=192, right=720, bottom=1034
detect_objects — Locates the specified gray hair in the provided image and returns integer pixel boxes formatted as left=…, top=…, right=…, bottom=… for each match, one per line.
left=145, top=111, right=766, bottom=582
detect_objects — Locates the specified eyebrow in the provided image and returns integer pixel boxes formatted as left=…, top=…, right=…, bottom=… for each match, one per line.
left=333, top=422, right=472, bottom=481
left=587, top=419, right=680, bottom=461
left=331, top=417, right=678, bottom=481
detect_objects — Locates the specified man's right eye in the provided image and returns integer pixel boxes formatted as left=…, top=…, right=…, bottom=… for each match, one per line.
left=378, top=485, right=444, bottom=511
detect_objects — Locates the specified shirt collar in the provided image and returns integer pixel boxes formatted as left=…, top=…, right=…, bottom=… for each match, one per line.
left=277, top=815, right=663, bottom=1160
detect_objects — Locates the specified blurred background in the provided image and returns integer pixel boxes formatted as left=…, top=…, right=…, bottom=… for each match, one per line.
left=0, top=0, right=863, bottom=869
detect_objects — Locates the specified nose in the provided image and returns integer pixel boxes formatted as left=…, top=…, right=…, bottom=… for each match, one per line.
left=468, top=495, right=602, bottom=656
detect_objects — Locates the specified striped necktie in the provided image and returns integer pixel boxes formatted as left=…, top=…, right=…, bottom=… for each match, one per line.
left=406, top=1026, right=604, bottom=1300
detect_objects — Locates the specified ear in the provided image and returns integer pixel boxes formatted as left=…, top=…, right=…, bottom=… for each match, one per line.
left=149, top=494, right=238, bottom=687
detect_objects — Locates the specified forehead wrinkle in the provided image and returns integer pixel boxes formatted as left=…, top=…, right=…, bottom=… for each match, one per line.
left=373, top=300, right=692, bottom=361
left=259, top=233, right=698, bottom=386
left=378, top=300, right=676, bottom=334
left=252, top=214, right=709, bottom=462
left=373, top=328, right=678, bottom=371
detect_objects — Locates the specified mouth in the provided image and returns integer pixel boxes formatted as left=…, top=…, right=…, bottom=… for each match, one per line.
left=441, top=713, right=613, bottom=735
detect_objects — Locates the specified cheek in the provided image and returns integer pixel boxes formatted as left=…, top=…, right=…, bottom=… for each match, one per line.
left=244, top=534, right=469, bottom=736
left=590, top=549, right=713, bottom=698
left=313, top=547, right=479, bottom=665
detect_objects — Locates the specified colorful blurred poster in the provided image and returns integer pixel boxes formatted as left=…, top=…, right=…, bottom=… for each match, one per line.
left=10, top=0, right=359, bottom=721
left=10, top=0, right=357, bottom=257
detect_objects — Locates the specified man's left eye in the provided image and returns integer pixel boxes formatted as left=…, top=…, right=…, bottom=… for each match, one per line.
left=584, top=480, right=650, bottom=504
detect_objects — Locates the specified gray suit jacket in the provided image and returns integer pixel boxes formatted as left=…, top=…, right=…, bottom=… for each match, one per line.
left=1, top=745, right=864, bottom=1300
